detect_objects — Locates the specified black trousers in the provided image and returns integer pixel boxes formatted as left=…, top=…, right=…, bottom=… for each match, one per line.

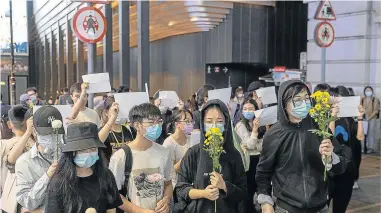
left=246, top=154, right=260, bottom=213
left=352, top=141, right=362, bottom=180
left=328, top=174, right=355, bottom=213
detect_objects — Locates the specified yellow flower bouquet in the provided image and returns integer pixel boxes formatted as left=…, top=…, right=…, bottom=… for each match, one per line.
left=203, top=127, right=225, bottom=212
left=308, top=91, right=338, bottom=181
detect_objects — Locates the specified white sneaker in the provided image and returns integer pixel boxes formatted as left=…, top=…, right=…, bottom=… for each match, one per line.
left=353, top=181, right=359, bottom=189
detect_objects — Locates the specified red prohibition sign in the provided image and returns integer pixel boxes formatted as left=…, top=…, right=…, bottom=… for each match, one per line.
left=72, top=6, right=107, bottom=43
left=314, top=21, right=335, bottom=48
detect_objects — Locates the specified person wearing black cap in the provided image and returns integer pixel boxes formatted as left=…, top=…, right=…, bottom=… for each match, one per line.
left=45, top=122, right=123, bottom=213
left=246, top=81, right=265, bottom=109
left=15, top=105, right=64, bottom=212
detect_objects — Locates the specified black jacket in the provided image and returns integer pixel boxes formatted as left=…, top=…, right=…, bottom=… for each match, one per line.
left=174, top=99, right=247, bottom=213
left=255, top=80, right=349, bottom=213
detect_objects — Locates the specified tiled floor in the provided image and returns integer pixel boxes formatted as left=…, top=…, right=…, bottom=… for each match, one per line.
left=346, top=155, right=381, bottom=213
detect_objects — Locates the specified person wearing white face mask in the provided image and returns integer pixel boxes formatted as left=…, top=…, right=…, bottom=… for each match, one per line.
left=162, top=109, right=194, bottom=187
left=109, top=103, right=174, bottom=213
left=98, top=96, right=136, bottom=161
left=45, top=122, right=123, bottom=213
left=256, top=80, right=350, bottom=213
left=15, top=106, right=65, bottom=212
left=234, top=98, right=265, bottom=213
left=361, top=86, right=380, bottom=154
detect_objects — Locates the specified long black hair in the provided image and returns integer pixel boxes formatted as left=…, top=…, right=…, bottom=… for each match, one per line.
left=47, top=150, right=116, bottom=213
left=238, top=98, right=266, bottom=139
left=166, top=109, right=193, bottom=135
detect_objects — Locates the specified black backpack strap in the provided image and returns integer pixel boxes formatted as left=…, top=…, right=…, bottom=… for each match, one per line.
left=121, top=145, right=133, bottom=200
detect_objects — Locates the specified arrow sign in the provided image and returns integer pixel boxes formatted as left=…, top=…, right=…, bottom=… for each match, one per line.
left=315, top=0, right=336, bottom=21
left=223, top=67, right=228, bottom=73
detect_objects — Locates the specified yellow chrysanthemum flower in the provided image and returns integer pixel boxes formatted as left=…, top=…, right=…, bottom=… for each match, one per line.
left=210, top=127, right=220, bottom=134
left=315, top=104, right=322, bottom=110
left=309, top=108, right=316, bottom=115
left=205, top=131, right=211, bottom=137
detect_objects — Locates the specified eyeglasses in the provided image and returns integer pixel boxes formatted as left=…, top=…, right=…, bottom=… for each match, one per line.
left=178, top=120, right=195, bottom=125
left=293, top=98, right=311, bottom=107
left=141, top=118, right=164, bottom=126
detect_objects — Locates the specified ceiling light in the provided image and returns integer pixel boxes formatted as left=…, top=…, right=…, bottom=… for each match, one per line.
left=190, top=17, right=198, bottom=21
left=168, top=21, right=175, bottom=26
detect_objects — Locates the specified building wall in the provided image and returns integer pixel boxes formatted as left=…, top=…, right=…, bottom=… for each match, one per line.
left=306, top=1, right=381, bottom=151
left=306, top=1, right=381, bottom=94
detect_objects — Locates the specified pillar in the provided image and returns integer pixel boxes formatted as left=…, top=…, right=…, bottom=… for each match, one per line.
left=50, top=30, right=58, bottom=101
left=137, top=1, right=149, bottom=91
left=57, top=24, right=65, bottom=91
left=104, top=3, right=113, bottom=87
left=66, top=18, right=74, bottom=87
left=119, top=0, right=130, bottom=87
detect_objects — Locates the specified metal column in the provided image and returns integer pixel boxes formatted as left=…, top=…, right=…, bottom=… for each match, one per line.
left=44, top=35, right=51, bottom=100
left=87, top=2, right=96, bottom=109
left=57, top=24, right=65, bottom=91
left=321, top=48, right=326, bottom=83
left=50, top=31, right=58, bottom=101
left=66, top=19, right=74, bottom=87
left=137, top=1, right=149, bottom=92
left=119, top=0, right=130, bottom=87
left=104, top=3, right=113, bottom=87
left=39, top=44, right=45, bottom=97
left=76, top=38, right=84, bottom=83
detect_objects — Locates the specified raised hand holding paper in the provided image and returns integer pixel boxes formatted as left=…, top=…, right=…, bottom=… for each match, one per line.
left=82, top=73, right=111, bottom=94
left=114, top=92, right=149, bottom=119
left=254, top=105, right=277, bottom=126
left=255, top=86, right=277, bottom=105
left=337, top=96, right=361, bottom=118
left=208, top=88, right=232, bottom=106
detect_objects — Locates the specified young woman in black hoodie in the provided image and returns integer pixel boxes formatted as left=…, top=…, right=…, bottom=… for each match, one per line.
left=174, top=99, right=247, bottom=213
left=256, top=80, right=349, bottom=213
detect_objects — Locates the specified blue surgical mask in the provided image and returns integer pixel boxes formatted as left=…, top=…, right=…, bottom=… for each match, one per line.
left=144, top=124, right=163, bottom=141
left=365, top=91, right=373, bottom=97
left=290, top=101, right=312, bottom=120
left=30, top=95, right=38, bottom=105
left=74, top=152, right=99, bottom=168
left=204, top=123, right=225, bottom=133
left=242, top=111, right=255, bottom=120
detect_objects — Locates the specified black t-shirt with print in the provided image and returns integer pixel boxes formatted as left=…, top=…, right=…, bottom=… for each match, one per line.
left=45, top=170, right=123, bottom=213
left=101, top=125, right=136, bottom=160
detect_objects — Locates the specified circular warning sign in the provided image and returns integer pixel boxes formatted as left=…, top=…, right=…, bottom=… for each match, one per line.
left=314, top=22, right=335, bottom=48
left=72, top=7, right=107, bottom=43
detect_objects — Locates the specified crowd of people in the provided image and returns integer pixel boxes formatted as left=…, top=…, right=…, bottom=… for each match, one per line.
left=0, top=79, right=379, bottom=213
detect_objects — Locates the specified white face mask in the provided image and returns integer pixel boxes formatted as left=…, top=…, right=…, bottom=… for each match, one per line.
left=115, top=117, right=127, bottom=125
left=365, top=91, right=373, bottom=97
left=37, top=134, right=64, bottom=160
left=158, top=106, right=168, bottom=114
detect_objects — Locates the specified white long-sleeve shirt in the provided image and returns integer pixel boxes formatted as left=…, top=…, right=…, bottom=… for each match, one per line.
left=235, top=122, right=263, bottom=156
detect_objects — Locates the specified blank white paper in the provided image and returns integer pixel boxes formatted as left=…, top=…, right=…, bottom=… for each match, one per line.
left=256, top=86, right=277, bottom=105
left=208, top=87, right=232, bottom=106
left=114, top=92, right=149, bottom=119
left=82, top=73, right=111, bottom=94
left=337, top=96, right=360, bottom=118
left=254, top=105, right=278, bottom=126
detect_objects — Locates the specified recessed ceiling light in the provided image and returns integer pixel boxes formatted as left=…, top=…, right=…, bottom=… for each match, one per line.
left=168, top=21, right=175, bottom=26
left=190, top=17, right=198, bottom=21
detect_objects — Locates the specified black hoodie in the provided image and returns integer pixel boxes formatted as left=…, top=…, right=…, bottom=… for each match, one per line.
left=174, top=99, right=247, bottom=213
left=255, top=80, right=349, bottom=213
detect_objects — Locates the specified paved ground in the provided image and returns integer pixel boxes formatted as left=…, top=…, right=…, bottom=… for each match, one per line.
left=346, top=155, right=381, bottom=213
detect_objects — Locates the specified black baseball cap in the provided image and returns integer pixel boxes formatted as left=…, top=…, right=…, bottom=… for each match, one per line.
left=33, top=106, right=65, bottom=135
